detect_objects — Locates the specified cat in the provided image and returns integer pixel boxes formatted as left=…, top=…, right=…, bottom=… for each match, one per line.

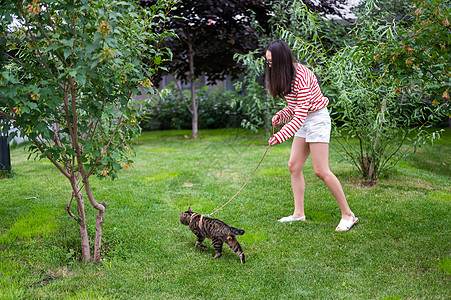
left=180, top=207, right=245, bottom=263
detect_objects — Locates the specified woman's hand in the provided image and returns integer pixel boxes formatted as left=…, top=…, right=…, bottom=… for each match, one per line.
left=272, top=114, right=281, bottom=126
left=268, top=137, right=279, bottom=146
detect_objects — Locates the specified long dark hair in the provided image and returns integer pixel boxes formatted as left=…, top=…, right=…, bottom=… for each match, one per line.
left=265, top=40, right=297, bottom=99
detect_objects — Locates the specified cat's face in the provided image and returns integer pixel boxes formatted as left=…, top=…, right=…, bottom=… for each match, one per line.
left=180, top=207, right=194, bottom=226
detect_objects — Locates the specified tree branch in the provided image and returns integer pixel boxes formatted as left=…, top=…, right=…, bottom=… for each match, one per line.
left=35, top=20, right=66, bottom=65
left=64, top=204, right=79, bottom=222
left=174, top=79, right=193, bottom=114
left=32, top=140, right=71, bottom=179
left=0, top=111, right=16, bottom=120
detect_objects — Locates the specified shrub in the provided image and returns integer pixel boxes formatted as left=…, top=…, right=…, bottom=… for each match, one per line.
left=140, top=83, right=245, bottom=130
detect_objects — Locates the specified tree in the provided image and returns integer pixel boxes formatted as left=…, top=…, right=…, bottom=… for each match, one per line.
left=139, top=0, right=270, bottom=139
left=0, top=0, right=176, bottom=263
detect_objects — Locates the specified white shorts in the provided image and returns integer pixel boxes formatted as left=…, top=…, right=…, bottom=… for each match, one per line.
left=294, top=107, right=331, bottom=143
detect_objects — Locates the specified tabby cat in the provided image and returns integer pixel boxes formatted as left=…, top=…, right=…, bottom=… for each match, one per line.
left=180, top=207, right=245, bottom=263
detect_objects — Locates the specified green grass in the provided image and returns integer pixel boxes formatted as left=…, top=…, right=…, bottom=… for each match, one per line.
left=1, top=128, right=450, bottom=299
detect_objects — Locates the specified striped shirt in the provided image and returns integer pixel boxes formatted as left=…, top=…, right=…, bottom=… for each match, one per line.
left=273, top=64, right=329, bottom=143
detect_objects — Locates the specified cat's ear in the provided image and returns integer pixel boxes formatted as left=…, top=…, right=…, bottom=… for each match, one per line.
left=188, top=207, right=192, bottom=213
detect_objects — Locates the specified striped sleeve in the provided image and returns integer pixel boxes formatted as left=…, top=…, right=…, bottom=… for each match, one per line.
left=273, top=65, right=329, bottom=144
left=275, top=105, right=294, bottom=124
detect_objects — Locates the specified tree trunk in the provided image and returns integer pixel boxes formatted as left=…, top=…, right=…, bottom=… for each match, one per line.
left=72, top=164, right=107, bottom=263
left=76, top=198, right=91, bottom=263
left=83, top=178, right=106, bottom=263
left=188, top=40, right=198, bottom=139
left=369, top=98, right=387, bottom=180
left=94, top=203, right=106, bottom=263
left=70, top=179, right=91, bottom=263
left=264, top=113, right=270, bottom=136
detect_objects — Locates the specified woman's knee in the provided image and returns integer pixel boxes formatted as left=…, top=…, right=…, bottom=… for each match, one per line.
left=288, top=160, right=303, bottom=175
left=314, top=168, right=330, bottom=180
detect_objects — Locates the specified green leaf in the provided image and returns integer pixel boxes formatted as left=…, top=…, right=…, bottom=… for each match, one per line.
left=44, top=44, right=59, bottom=53
left=60, top=38, right=75, bottom=48
left=26, top=102, right=38, bottom=110
left=62, top=48, right=72, bottom=60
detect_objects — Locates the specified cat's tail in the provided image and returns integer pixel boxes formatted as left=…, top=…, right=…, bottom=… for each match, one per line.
left=230, top=227, right=245, bottom=236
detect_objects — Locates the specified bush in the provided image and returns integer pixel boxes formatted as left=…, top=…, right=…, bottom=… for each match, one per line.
left=139, top=83, right=245, bottom=130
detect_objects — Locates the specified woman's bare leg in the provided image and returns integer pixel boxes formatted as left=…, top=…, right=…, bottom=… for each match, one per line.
left=284, top=137, right=310, bottom=219
left=309, top=142, right=352, bottom=219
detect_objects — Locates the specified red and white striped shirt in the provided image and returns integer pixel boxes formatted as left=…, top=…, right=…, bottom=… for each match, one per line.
left=273, top=64, right=329, bottom=143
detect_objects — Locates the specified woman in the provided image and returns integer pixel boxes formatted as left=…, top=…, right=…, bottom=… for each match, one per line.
left=266, top=40, right=358, bottom=231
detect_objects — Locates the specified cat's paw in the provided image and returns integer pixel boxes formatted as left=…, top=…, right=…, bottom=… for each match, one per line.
left=240, top=253, right=246, bottom=264
left=195, top=242, right=207, bottom=250
left=213, top=253, right=222, bottom=259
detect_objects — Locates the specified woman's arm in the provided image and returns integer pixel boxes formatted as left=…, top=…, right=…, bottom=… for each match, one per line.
left=274, top=105, right=295, bottom=124
left=272, top=101, right=309, bottom=144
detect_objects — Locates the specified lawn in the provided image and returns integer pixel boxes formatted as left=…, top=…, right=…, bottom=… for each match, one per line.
left=0, top=128, right=450, bottom=299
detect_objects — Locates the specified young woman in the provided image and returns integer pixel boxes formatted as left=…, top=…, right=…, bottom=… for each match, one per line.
left=266, top=40, right=358, bottom=231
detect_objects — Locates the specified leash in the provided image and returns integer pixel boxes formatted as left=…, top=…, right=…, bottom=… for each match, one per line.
left=205, top=125, right=275, bottom=217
